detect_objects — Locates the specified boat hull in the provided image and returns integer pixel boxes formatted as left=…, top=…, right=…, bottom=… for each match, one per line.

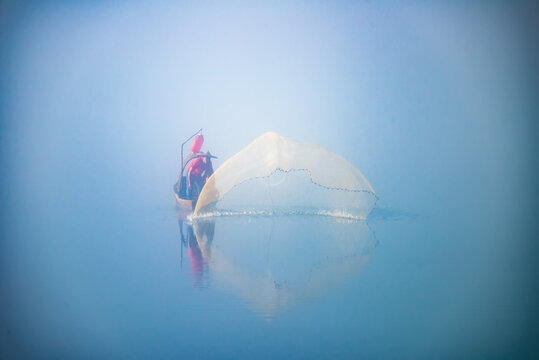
left=174, top=192, right=196, bottom=218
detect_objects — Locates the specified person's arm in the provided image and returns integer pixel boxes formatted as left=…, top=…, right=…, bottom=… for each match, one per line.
left=200, top=159, right=212, bottom=180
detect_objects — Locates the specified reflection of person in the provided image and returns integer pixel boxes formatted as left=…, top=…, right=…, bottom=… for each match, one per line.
left=187, top=135, right=214, bottom=198
left=178, top=219, right=215, bottom=289
left=186, top=225, right=204, bottom=288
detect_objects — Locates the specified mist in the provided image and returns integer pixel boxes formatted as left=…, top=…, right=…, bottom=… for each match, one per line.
left=1, top=1, right=537, bottom=358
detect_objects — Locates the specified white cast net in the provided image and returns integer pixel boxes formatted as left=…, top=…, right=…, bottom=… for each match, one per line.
left=193, top=132, right=377, bottom=219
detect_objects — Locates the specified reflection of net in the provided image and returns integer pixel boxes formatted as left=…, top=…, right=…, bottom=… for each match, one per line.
left=194, top=132, right=377, bottom=219
left=193, top=216, right=377, bottom=318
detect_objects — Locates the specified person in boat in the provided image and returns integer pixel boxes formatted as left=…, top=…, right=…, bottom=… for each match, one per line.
left=187, top=135, right=214, bottom=198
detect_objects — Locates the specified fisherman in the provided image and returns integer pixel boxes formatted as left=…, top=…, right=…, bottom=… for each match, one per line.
left=187, top=135, right=214, bottom=198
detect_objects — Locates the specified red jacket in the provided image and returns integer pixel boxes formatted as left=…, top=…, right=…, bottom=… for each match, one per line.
left=187, top=157, right=206, bottom=177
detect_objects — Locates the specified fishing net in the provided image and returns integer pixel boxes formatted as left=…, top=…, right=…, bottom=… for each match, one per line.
left=194, top=132, right=377, bottom=219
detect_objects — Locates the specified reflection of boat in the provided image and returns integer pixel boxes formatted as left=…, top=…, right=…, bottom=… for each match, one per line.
left=173, top=129, right=217, bottom=213
left=192, top=215, right=376, bottom=318
left=178, top=216, right=215, bottom=288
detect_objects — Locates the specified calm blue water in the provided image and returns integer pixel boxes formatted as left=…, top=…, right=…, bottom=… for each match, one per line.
left=1, top=2, right=537, bottom=359
left=1, top=169, right=536, bottom=358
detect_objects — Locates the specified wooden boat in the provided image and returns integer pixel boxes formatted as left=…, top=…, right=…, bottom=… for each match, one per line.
left=174, top=191, right=196, bottom=211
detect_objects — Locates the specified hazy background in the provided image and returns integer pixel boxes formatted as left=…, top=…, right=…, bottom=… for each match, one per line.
left=1, top=1, right=537, bottom=358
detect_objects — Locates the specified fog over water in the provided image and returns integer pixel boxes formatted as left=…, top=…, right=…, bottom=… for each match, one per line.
left=1, top=1, right=537, bottom=358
